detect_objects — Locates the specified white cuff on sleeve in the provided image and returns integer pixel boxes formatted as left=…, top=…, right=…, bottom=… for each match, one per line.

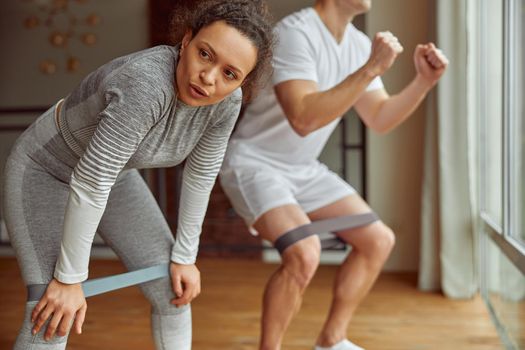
left=54, top=174, right=107, bottom=283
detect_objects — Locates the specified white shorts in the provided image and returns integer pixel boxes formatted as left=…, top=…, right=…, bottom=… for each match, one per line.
left=219, top=155, right=356, bottom=234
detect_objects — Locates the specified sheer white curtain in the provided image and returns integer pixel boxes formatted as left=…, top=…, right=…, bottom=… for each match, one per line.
left=418, top=0, right=478, bottom=297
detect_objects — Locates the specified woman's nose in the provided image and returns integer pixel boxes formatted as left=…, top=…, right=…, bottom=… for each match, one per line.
left=200, top=69, right=215, bottom=86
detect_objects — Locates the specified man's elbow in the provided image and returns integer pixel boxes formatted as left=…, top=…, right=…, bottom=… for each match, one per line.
left=289, top=117, right=314, bottom=137
left=292, top=124, right=312, bottom=137
left=362, top=115, right=388, bottom=135
left=370, top=123, right=393, bottom=135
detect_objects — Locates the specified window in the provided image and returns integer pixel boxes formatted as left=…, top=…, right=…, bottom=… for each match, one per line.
left=479, top=0, right=504, bottom=230
left=479, top=0, right=525, bottom=257
left=478, top=0, right=525, bottom=348
left=509, top=0, right=525, bottom=247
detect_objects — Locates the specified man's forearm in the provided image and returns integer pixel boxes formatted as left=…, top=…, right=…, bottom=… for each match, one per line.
left=370, top=75, right=433, bottom=134
left=291, top=65, right=377, bottom=136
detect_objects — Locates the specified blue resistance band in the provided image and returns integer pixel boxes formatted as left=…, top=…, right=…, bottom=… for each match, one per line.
left=26, top=212, right=378, bottom=302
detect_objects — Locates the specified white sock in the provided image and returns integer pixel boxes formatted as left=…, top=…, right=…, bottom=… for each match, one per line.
left=314, top=339, right=365, bottom=350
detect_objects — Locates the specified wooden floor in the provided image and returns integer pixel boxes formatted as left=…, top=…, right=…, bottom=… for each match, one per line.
left=0, top=257, right=502, bottom=350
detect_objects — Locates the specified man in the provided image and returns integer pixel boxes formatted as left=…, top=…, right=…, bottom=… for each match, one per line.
left=220, top=1, right=448, bottom=349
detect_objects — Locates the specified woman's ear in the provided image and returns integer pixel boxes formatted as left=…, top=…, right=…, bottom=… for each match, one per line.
left=181, top=29, right=193, bottom=53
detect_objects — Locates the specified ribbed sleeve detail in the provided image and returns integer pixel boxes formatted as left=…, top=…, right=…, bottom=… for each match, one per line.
left=170, top=102, right=241, bottom=264
left=54, top=78, right=159, bottom=283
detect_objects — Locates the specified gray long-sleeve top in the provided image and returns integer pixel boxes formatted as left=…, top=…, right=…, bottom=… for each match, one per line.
left=54, top=45, right=242, bottom=283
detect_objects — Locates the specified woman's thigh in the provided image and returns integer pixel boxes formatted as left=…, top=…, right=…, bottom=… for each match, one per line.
left=97, top=169, right=176, bottom=310
left=3, top=154, right=70, bottom=285
left=97, top=169, right=174, bottom=269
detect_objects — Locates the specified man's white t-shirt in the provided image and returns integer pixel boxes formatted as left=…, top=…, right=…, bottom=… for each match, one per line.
left=224, top=7, right=383, bottom=166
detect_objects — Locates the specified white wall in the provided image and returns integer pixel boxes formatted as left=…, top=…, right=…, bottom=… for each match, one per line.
left=0, top=0, right=149, bottom=250
left=367, top=0, right=431, bottom=271
left=0, top=0, right=149, bottom=107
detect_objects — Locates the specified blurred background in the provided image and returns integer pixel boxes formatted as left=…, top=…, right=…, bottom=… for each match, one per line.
left=0, top=0, right=523, bottom=349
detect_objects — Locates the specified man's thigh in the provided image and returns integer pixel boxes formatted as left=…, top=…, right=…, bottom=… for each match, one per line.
left=307, top=194, right=372, bottom=221
left=307, top=194, right=389, bottom=247
left=252, top=204, right=311, bottom=243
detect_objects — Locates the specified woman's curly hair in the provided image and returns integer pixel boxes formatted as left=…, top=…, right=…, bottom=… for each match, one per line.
left=169, top=0, right=275, bottom=103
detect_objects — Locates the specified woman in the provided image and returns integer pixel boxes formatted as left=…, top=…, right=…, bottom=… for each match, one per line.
left=3, top=1, right=273, bottom=348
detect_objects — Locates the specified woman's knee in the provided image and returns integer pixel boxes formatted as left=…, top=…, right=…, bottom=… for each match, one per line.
left=281, top=237, right=321, bottom=288
left=140, top=277, right=189, bottom=316
left=14, top=301, right=68, bottom=349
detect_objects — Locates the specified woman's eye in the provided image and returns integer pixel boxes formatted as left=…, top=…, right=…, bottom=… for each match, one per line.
left=199, top=49, right=211, bottom=60
left=224, top=70, right=237, bottom=80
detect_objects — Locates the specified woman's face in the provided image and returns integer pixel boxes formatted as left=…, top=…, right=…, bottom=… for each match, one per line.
left=176, top=21, right=258, bottom=106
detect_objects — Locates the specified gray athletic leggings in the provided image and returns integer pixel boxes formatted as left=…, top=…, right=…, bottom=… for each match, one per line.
left=3, top=106, right=191, bottom=349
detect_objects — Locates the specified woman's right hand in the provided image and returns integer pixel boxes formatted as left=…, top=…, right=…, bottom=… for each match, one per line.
left=31, top=278, right=87, bottom=341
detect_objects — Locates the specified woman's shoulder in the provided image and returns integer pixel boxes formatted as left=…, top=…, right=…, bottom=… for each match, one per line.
left=95, top=46, right=178, bottom=118
left=124, top=45, right=176, bottom=74
left=126, top=45, right=178, bottom=67
left=104, top=45, right=178, bottom=90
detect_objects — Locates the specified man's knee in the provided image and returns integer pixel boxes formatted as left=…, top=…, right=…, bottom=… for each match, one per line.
left=281, top=237, right=321, bottom=289
left=362, top=224, right=396, bottom=262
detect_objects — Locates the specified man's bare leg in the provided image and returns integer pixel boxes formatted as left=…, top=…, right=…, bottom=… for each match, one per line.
left=308, top=195, right=395, bottom=348
left=254, top=204, right=321, bottom=350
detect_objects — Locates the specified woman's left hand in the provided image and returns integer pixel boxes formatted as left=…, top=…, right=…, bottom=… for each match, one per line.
left=414, top=42, right=449, bottom=86
left=169, top=262, right=201, bottom=307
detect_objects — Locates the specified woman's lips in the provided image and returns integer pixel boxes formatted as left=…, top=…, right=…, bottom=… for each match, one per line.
left=189, top=83, right=209, bottom=99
